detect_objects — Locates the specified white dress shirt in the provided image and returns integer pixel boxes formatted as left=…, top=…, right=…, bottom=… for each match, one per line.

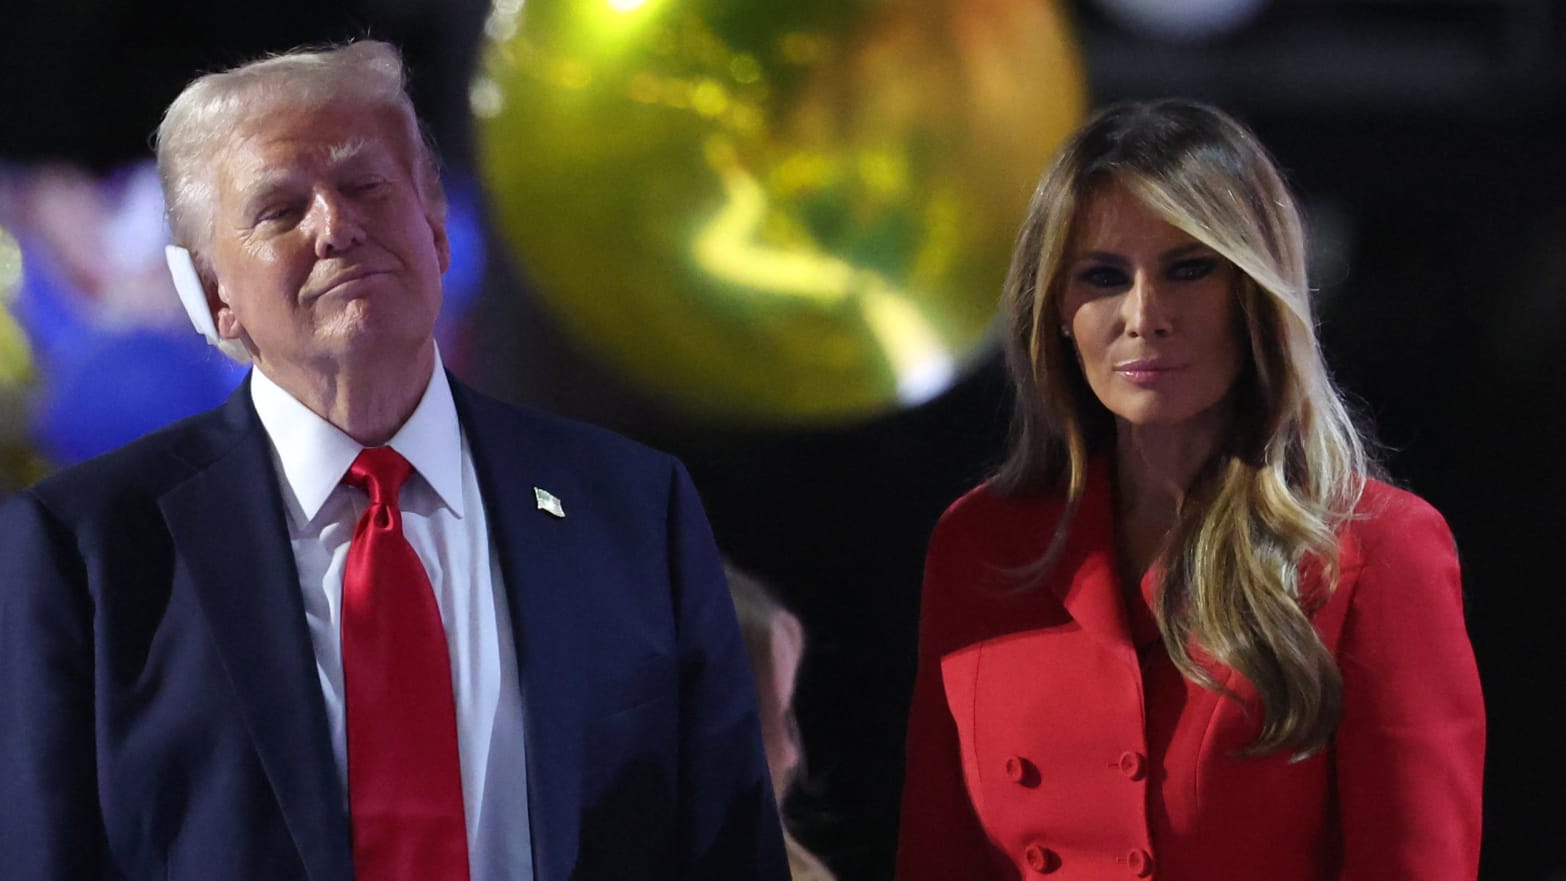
left=251, top=350, right=534, bottom=881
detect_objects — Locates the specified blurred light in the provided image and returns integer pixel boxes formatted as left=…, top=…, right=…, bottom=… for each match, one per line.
left=1095, top=0, right=1269, bottom=43
left=0, top=224, right=34, bottom=389
left=485, top=0, right=526, bottom=43
left=0, top=226, right=21, bottom=294
left=470, top=77, right=505, bottom=118
left=690, top=79, right=730, bottom=117
left=729, top=54, right=762, bottom=84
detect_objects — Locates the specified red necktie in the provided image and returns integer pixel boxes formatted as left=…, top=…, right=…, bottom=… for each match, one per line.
left=341, top=447, right=470, bottom=881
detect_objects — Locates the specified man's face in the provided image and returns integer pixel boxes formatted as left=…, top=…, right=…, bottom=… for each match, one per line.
left=208, top=100, right=448, bottom=378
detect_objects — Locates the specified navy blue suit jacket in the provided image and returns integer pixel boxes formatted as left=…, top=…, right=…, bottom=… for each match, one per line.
left=0, top=377, right=788, bottom=881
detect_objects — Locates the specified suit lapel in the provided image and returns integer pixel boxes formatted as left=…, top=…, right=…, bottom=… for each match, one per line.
left=1048, top=461, right=1138, bottom=655
left=158, top=385, right=353, bottom=881
left=453, top=381, right=583, bottom=881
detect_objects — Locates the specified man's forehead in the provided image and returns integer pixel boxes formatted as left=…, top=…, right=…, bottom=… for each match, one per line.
left=230, top=135, right=380, bottom=176
left=216, top=108, right=406, bottom=196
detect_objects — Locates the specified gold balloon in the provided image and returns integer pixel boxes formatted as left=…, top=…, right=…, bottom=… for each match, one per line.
left=476, top=0, right=1085, bottom=423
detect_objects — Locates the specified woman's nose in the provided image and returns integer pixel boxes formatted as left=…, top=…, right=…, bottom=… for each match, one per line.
left=1122, top=274, right=1172, bottom=338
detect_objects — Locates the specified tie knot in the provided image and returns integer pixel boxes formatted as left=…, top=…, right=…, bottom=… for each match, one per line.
left=345, top=447, right=413, bottom=505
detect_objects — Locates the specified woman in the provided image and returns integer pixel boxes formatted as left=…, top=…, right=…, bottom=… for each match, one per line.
left=728, top=566, right=838, bottom=881
left=896, top=100, right=1484, bottom=881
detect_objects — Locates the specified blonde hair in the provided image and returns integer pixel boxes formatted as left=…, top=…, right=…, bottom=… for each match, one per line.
left=154, top=40, right=445, bottom=362
left=727, top=566, right=808, bottom=793
left=996, top=99, right=1370, bottom=755
left=726, top=566, right=839, bottom=881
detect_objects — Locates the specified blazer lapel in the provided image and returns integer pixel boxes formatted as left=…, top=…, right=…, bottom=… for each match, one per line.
left=454, top=382, right=584, bottom=881
left=1049, top=461, right=1138, bottom=657
left=158, top=385, right=353, bottom=881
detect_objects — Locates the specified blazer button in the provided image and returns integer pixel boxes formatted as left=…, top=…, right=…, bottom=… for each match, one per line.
left=1023, top=842, right=1057, bottom=874
left=1004, top=755, right=1040, bottom=787
left=1117, top=750, right=1147, bottom=781
left=1125, top=848, right=1154, bottom=877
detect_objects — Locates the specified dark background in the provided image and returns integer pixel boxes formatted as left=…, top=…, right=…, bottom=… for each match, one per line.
left=2, top=1, right=1561, bottom=879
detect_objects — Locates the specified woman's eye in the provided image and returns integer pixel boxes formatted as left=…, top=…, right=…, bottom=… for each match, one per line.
left=1078, top=266, right=1128, bottom=288
left=1168, top=257, right=1217, bottom=281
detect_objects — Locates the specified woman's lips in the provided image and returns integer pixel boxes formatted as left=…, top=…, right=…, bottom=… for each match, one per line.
left=1114, top=358, right=1186, bottom=386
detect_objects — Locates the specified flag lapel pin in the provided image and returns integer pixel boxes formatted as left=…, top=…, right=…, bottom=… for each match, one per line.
left=534, top=487, right=565, bottom=518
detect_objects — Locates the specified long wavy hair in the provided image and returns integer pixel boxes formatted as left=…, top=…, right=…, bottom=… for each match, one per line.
left=994, top=99, right=1371, bottom=756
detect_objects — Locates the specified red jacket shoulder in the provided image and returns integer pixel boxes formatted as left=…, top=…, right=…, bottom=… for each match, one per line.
left=930, top=482, right=1066, bottom=558
left=1348, top=477, right=1458, bottom=563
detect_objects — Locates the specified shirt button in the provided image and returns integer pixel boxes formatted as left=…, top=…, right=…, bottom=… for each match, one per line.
left=1126, top=848, right=1154, bottom=877
left=1004, top=755, right=1039, bottom=787
left=1117, top=750, right=1146, bottom=780
left=1023, top=842, right=1057, bottom=874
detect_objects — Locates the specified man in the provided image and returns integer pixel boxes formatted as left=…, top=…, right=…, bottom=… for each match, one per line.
left=0, top=41, right=788, bottom=881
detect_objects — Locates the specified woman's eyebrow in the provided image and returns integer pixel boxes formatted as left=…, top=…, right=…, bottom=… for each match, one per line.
left=1161, top=243, right=1214, bottom=261
left=1072, top=250, right=1129, bottom=267
left=1070, top=243, right=1215, bottom=267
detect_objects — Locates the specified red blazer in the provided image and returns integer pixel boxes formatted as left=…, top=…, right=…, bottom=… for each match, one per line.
left=896, top=468, right=1484, bottom=881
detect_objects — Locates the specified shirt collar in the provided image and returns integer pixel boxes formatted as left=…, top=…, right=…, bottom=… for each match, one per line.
left=250, top=346, right=465, bottom=523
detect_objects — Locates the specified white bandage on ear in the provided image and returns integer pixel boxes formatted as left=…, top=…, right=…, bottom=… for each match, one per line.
left=165, top=245, right=221, bottom=345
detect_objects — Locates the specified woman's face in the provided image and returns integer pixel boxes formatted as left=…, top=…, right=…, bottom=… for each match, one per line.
left=1057, top=183, right=1246, bottom=431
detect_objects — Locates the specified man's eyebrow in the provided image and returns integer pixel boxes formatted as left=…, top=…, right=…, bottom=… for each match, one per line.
left=237, top=171, right=303, bottom=219
left=328, top=137, right=373, bottom=167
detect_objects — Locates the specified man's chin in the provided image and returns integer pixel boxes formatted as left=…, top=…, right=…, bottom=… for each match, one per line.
left=320, top=323, right=436, bottom=366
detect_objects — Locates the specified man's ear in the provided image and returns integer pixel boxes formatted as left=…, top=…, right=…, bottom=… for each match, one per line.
left=213, top=280, right=243, bottom=341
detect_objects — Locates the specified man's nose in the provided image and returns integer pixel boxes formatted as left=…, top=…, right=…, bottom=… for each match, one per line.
left=1122, top=273, right=1173, bottom=339
left=305, top=189, right=366, bottom=257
